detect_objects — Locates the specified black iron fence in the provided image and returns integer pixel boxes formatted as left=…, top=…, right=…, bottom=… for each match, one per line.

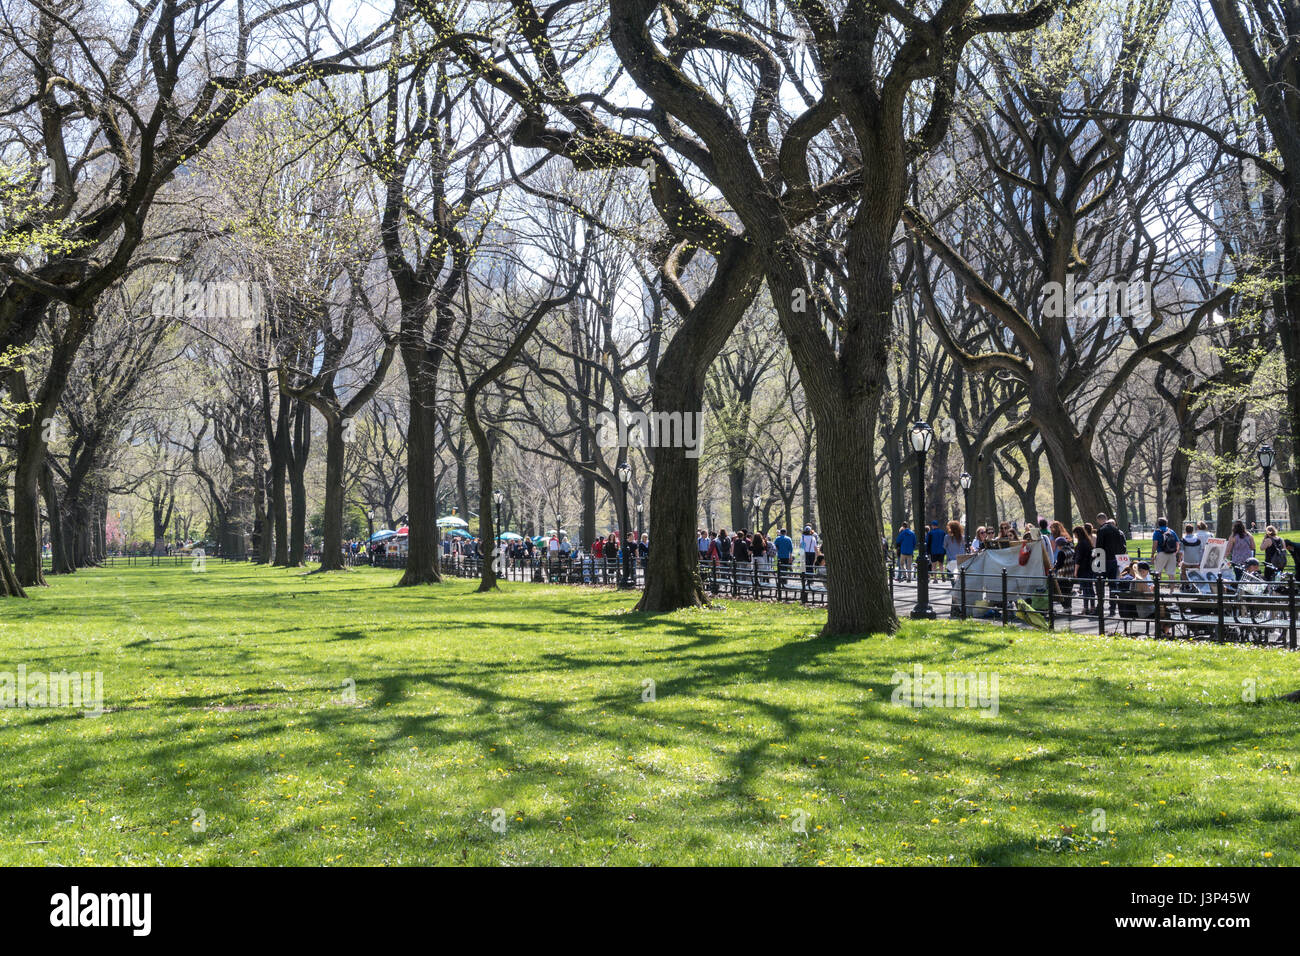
left=56, top=544, right=1298, bottom=650
left=944, top=564, right=1299, bottom=650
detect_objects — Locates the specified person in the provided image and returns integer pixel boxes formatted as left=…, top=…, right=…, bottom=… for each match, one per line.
left=1179, top=523, right=1203, bottom=568
left=1227, top=520, right=1254, bottom=578
left=733, top=530, right=751, bottom=563
left=987, top=521, right=1015, bottom=549
left=926, top=520, right=946, bottom=580
left=1150, top=516, right=1180, bottom=580
left=942, top=520, right=966, bottom=578
left=1047, top=520, right=1068, bottom=566
left=696, top=530, right=710, bottom=565
left=1046, top=523, right=1073, bottom=606
left=971, top=527, right=987, bottom=552
left=1262, top=526, right=1287, bottom=581
left=717, top=527, right=732, bottom=563
left=800, top=525, right=818, bottom=570
left=1129, top=561, right=1172, bottom=636
left=752, top=531, right=769, bottom=569
left=1195, top=520, right=1211, bottom=549
left=1095, top=514, right=1127, bottom=613
left=774, top=528, right=794, bottom=574
left=895, top=522, right=916, bottom=581
left=1073, top=525, right=1095, bottom=613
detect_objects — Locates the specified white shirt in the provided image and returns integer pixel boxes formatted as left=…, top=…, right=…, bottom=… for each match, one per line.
left=801, top=533, right=817, bottom=552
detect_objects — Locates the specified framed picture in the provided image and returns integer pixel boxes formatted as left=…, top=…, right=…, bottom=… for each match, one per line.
left=1202, top=538, right=1227, bottom=572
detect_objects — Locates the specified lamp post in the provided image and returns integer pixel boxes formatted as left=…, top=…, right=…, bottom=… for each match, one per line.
left=493, top=490, right=503, bottom=543
left=635, top=499, right=644, bottom=585
left=910, top=421, right=936, bottom=619
left=783, top=473, right=793, bottom=530
left=617, top=462, right=631, bottom=588
left=959, top=472, right=972, bottom=528
left=752, top=493, right=761, bottom=533
left=1259, top=443, right=1275, bottom=529
left=366, top=509, right=375, bottom=540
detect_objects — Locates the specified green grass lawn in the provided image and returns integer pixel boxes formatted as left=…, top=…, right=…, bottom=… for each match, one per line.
left=1, top=563, right=1297, bottom=866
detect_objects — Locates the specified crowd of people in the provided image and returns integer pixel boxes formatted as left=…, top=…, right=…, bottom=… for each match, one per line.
left=892, top=513, right=1298, bottom=617
left=696, top=525, right=824, bottom=572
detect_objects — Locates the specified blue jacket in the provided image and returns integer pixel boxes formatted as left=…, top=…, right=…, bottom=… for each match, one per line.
left=774, top=534, right=794, bottom=559
left=895, top=529, right=916, bottom=555
left=927, top=527, right=946, bottom=555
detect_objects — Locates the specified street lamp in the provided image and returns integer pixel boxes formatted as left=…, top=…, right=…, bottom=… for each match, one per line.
left=493, top=490, right=503, bottom=543
left=910, top=421, right=936, bottom=619
left=366, top=509, right=375, bottom=541
left=1258, top=443, right=1275, bottom=528
left=635, top=499, right=644, bottom=584
left=959, top=472, right=972, bottom=528
left=752, top=493, right=761, bottom=532
left=617, top=462, right=631, bottom=588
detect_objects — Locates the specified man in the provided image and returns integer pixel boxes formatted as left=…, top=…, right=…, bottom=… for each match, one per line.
left=926, top=520, right=946, bottom=580
left=774, top=528, right=795, bottom=575
left=1150, top=517, right=1179, bottom=580
left=1095, top=514, right=1128, bottom=613
left=697, top=529, right=710, bottom=563
left=895, top=522, right=916, bottom=581
left=1179, top=523, right=1203, bottom=568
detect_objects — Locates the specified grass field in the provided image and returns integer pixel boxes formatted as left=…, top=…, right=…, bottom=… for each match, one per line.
left=1, top=563, right=1297, bottom=866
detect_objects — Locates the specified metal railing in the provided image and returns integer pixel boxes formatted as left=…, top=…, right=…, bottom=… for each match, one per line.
left=948, top=563, right=1298, bottom=650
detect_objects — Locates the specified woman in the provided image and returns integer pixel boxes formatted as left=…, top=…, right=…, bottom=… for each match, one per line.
left=1048, top=523, right=1074, bottom=609
left=1073, top=525, right=1096, bottom=614
left=1262, top=525, right=1286, bottom=581
left=751, top=532, right=768, bottom=570
left=1227, top=520, right=1254, bottom=578
left=942, top=520, right=966, bottom=577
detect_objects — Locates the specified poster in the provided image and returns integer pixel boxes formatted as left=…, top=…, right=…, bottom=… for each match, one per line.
left=1202, top=537, right=1227, bottom=571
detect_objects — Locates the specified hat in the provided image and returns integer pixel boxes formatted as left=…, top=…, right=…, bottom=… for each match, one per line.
left=930, top=520, right=940, bottom=527
left=1245, top=557, right=1260, bottom=566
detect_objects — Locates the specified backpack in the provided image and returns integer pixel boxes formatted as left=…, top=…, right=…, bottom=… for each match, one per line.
left=1158, top=529, right=1179, bottom=554
left=1266, top=538, right=1287, bottom=570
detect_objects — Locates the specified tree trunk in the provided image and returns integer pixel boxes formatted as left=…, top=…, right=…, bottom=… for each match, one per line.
left=1050, top=456, right=1073, bottom=526
left=12, top=426, right=45, bottom=588
left=317, top=415, right=348, bottom=571
left=814, top=402, right=897, bottom=635
left=397, top=370, right=443, bottom=586
left=1029, top=385, right=1112, bottom=519
left=287, top=402, right=311, bottom=566
left=41, top=464, right=72, bottom=575
left=635, top=239, right=761, bottom=613
left=0, top=525, right=25, bottom=597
